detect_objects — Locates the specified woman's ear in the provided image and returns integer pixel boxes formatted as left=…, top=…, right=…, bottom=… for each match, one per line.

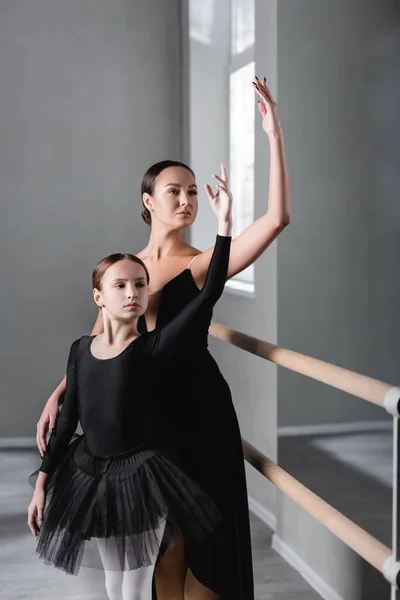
left=142, top=193, right=153, bottom=213
left=93, top=289, right=103, bottom=308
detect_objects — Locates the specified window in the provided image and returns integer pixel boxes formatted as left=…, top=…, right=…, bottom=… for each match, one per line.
left=231, top=0, right=255, bottom=55
left=227, top=0, right=255, bottom=293
left=189, top=0, right=215, bottom=45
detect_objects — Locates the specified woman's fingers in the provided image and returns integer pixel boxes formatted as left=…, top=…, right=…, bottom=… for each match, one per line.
left=207, top=165, right=231, bottom=209
left=37, top=505, right=44, bottom=527
left=213, top=167, right=228, bottom=188
left=252, top=81, right=268, bottom=104
left=221, top=163, right=228, bottom=183
left=212, top=180, right=229, bottom=196
left=36, top=430, right=43, bottom=458
left=49, top=412, right=57, bottom=430
left=262, top=77, right=277, bottom=106
left=37, top=417, right=49, bottom=456
left=253, top=76, right=277, bottom=107
left=36, top=422, right=45, bottom=457
left=212, top=174, right=225, bottom=185
left=204, top=184, right=215, bottom=201
left=253, top=75, right=270, bottom=96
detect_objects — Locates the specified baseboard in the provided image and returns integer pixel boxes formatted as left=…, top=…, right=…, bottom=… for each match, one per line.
left=278, top=420, right=392, bottom=438
left=272, top=534, right=344, bottom=600
left=0, top=437, right=36, bottom=449
left=248, top=495, right=277, bottom=531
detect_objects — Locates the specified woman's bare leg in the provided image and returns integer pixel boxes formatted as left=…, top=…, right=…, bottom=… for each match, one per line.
left=184, top=569, right=219, bottom=600
left=153, top=543, right=220, bottom=600
left=153, top=541, right=186, bottom=600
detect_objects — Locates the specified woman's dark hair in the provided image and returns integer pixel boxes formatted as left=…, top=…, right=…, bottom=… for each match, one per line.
left=92, top=253, right=150, bottom=290
left=141, top=160, right=195, bottom=225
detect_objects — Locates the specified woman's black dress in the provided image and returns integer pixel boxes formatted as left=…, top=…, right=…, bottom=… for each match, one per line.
left=139, top=265, right=254, bottom=599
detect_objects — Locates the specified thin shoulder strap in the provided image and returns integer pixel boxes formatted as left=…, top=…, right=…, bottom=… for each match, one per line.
left=186, top=254, right=200, bottom=270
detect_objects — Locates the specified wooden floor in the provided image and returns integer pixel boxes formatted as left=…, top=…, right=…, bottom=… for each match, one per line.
left=0, top=447, right=322, bottom=599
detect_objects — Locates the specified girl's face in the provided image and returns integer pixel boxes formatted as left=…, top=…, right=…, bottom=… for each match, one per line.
left=94, top=260, right=149, bottom=321
left=144, top=166, right=198, bottom=229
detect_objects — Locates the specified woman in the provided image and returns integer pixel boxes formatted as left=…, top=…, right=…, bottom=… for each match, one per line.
left=36, top=77, right=290, bottom=599
left=28, top=196, right=232, bottom=600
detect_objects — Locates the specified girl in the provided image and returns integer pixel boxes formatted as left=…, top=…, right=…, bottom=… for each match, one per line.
left=28, top=187, right=233, bottom=600
left=36, top=77, right=290, bottom=599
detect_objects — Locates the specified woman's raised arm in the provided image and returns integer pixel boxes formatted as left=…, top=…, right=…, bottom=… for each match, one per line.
left=191, top=76, right=291, bottom=285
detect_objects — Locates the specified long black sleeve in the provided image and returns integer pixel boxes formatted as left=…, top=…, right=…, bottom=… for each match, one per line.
left=146, top=234, right=231, bottom=362
left=40, top=339, right=80, bottom=476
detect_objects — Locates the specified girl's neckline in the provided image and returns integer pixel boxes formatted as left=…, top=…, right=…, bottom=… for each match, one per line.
left=88, top=335, right=141, bottom=362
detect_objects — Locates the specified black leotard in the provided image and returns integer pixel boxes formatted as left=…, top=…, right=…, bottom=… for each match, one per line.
left=40, top=234, right=231, bottom=476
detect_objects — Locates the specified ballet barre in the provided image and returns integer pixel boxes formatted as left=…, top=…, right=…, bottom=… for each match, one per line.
left=243, top=439, right=392, bottom=575
left=209, top=321, right=400, bottom=598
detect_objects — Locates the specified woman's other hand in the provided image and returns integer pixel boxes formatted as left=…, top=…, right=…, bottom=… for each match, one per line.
left=36, top=395, right=59, bottom=457
left=205, top=163, right=233, bottom=225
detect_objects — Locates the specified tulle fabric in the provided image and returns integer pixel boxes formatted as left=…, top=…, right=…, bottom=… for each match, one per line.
left=32, top=436, right=220, bottom=575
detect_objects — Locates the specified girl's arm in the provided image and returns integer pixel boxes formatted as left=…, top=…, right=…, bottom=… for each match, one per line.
left=39, top=340, right=80, bottom=477
left=28, top=472, right=48, bottom=536
left=36, top=314, right=102, bottom=456
left=191, top=76, right=291, bottom=286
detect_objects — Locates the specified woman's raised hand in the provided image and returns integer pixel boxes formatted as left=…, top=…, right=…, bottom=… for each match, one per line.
left=252, top=76, right=282, bottom=136
left=205, top=164, right=233, bottom=224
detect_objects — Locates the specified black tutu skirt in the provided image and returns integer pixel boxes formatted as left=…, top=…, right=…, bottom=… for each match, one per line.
left=31, top=436, right=220, bottom=575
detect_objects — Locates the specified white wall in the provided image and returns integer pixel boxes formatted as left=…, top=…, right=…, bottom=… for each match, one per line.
left=0, top=0, right=183, bottom=436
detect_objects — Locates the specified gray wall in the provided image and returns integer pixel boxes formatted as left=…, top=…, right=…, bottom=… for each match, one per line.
left=276, top=1, right=400, bottom=598
left=277, top=0, right=400, bottom=428
left=0, top=0, right=182, bottom=437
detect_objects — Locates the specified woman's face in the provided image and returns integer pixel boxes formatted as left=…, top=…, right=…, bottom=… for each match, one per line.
left=94, top=260, right=149, bottom=321
left=145, top=166, right=199, bottom=229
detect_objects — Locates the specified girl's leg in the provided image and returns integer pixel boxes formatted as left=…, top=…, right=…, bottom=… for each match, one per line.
left=103, top=570, right=123, bottom=600
left=121, top=519, right=168, bottom=600
left=121, top=563, right=155, bottom=600
left=97, top=538, right=124, bottom=600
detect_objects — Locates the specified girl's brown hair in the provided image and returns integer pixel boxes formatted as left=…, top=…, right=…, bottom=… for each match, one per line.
left=92, top=253, right=150, bottom=290
left=141, top=160, right=195, bottom=225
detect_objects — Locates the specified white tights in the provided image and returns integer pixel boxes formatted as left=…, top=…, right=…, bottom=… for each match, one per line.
left=97, top=521, right=166, bottom=600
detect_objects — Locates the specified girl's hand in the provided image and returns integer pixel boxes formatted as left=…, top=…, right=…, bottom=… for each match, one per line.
left=252, top=76, right=282, bottom=136
left=36, top=396, right=59, bottom=457
left=28, top=487, right=46, bottom=536
left=205, top=164, right=233, bottom=224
